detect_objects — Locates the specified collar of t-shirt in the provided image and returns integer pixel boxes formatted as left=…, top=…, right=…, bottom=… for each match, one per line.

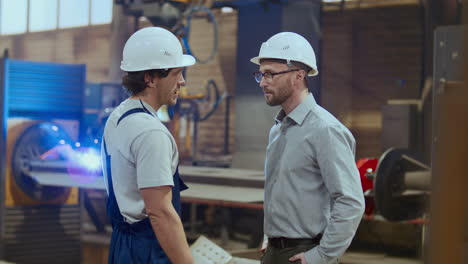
left=127, top=98, right=158, bottom=117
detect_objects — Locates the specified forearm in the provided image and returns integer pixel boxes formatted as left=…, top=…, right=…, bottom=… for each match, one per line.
left=305, top=197, right=364, bottom=264
left=149, top=207, right=193, bottom=264
left=313, top=127, right=365, bottom=262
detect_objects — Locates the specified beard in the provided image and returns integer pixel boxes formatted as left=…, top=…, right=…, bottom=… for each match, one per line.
left=264, top=84, right=292, bottom=106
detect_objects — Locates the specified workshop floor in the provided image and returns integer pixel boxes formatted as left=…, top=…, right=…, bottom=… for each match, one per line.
left=81, top=232, right=423, bottom=264
left=340, top=252, right=422, bottom=264
left=211, top=237, right=423, bottom=264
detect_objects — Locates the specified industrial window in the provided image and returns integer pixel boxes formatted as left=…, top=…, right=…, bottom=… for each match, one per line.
left=91, top=0, right=113, bottom=25
left=0, top=0, right=113, bottom=35
left=0, top=0, right=28, bottom=35
left=30, top=0, right=58, bottom=32
left=59, top=0, right=90, bottom=28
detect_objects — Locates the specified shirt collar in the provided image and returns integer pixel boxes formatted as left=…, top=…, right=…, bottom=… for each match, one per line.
left=275, top=93, right=316, bottom=125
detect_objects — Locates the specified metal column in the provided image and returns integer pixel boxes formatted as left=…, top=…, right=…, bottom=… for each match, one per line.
left=0, top=54, right=8, bottom=260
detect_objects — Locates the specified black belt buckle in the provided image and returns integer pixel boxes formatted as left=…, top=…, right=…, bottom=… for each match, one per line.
left=279, top=238, right=285, bottom=249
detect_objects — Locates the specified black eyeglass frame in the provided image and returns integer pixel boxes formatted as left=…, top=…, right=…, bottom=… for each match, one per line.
left=252, top=69, right=300, bottom=83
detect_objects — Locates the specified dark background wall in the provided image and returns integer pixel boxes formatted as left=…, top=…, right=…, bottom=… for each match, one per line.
left=322, top=4, right=422, bottom=159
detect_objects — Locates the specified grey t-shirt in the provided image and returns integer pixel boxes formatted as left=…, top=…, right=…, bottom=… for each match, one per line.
left=101, top=98, right=178, bottom=223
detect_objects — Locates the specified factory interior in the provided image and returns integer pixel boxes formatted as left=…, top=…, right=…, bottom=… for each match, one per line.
left=0, top=0, right=466, bottom=263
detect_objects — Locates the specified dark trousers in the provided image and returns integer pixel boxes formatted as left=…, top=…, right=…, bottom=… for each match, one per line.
left=261, top=243, right=317, bottom=264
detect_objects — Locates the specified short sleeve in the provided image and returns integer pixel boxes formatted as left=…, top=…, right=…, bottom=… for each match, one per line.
left=131, top=130, right=175, bottom=189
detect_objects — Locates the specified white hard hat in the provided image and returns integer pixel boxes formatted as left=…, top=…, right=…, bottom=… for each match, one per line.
left=250, top=32, right=318, bottom=76
left=121, top=27, right=195, bottom=72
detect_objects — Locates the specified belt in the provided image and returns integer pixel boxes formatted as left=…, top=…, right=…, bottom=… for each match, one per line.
left=268, top=234, right=322, bottom=249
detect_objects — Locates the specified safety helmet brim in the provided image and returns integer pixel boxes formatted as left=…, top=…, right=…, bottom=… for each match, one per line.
left=250, top=56, right=318, bottom=76
left=121, top=54, right=196, bottom=72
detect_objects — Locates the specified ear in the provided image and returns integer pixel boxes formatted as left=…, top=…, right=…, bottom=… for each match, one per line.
left=144, top=72, right=155, bottom=87
left=296, top=70, right=306, bottom=82
left=291, top=70, right=305, bottom=87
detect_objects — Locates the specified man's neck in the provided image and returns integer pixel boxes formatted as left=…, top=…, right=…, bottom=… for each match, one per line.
left=281, top=89, right=308, bottom=115
left=130, top=92, right=161, bottom=112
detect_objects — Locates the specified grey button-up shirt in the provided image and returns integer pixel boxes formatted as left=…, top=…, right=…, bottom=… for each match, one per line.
left=264, top=93, right=365, bottom=264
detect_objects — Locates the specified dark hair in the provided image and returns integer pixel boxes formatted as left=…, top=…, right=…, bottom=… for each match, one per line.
left=259, top=58, right=312, bottom=87
left=122, top=68, right=172, bottom=95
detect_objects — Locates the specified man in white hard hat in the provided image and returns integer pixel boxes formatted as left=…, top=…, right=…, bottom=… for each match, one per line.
left=101, top=27, right=195, bottom=264
left=252, top=32, right=365, bottom=264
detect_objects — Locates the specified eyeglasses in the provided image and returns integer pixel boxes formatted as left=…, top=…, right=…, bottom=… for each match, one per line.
left=252, top=69, right=300, bottom=83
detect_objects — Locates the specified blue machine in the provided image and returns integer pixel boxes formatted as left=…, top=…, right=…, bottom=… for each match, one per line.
left=0, top=57, right=86, bottom=264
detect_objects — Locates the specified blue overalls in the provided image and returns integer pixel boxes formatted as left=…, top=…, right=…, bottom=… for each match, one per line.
left=103, top=106, right=188, bottom=264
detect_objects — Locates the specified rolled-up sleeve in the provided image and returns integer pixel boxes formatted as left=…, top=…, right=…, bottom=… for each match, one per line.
left=304, top=125, right=365, bottom=264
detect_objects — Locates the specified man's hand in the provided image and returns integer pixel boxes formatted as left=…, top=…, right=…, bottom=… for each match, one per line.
left=260, top=239, right=268, bottom=253
left=289, top=252, right=307, bottom=264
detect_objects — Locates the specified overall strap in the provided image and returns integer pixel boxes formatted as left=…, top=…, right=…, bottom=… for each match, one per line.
left=116, top=99, right=154, bottom=126
left=103, top=138, right=124, bottom=223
